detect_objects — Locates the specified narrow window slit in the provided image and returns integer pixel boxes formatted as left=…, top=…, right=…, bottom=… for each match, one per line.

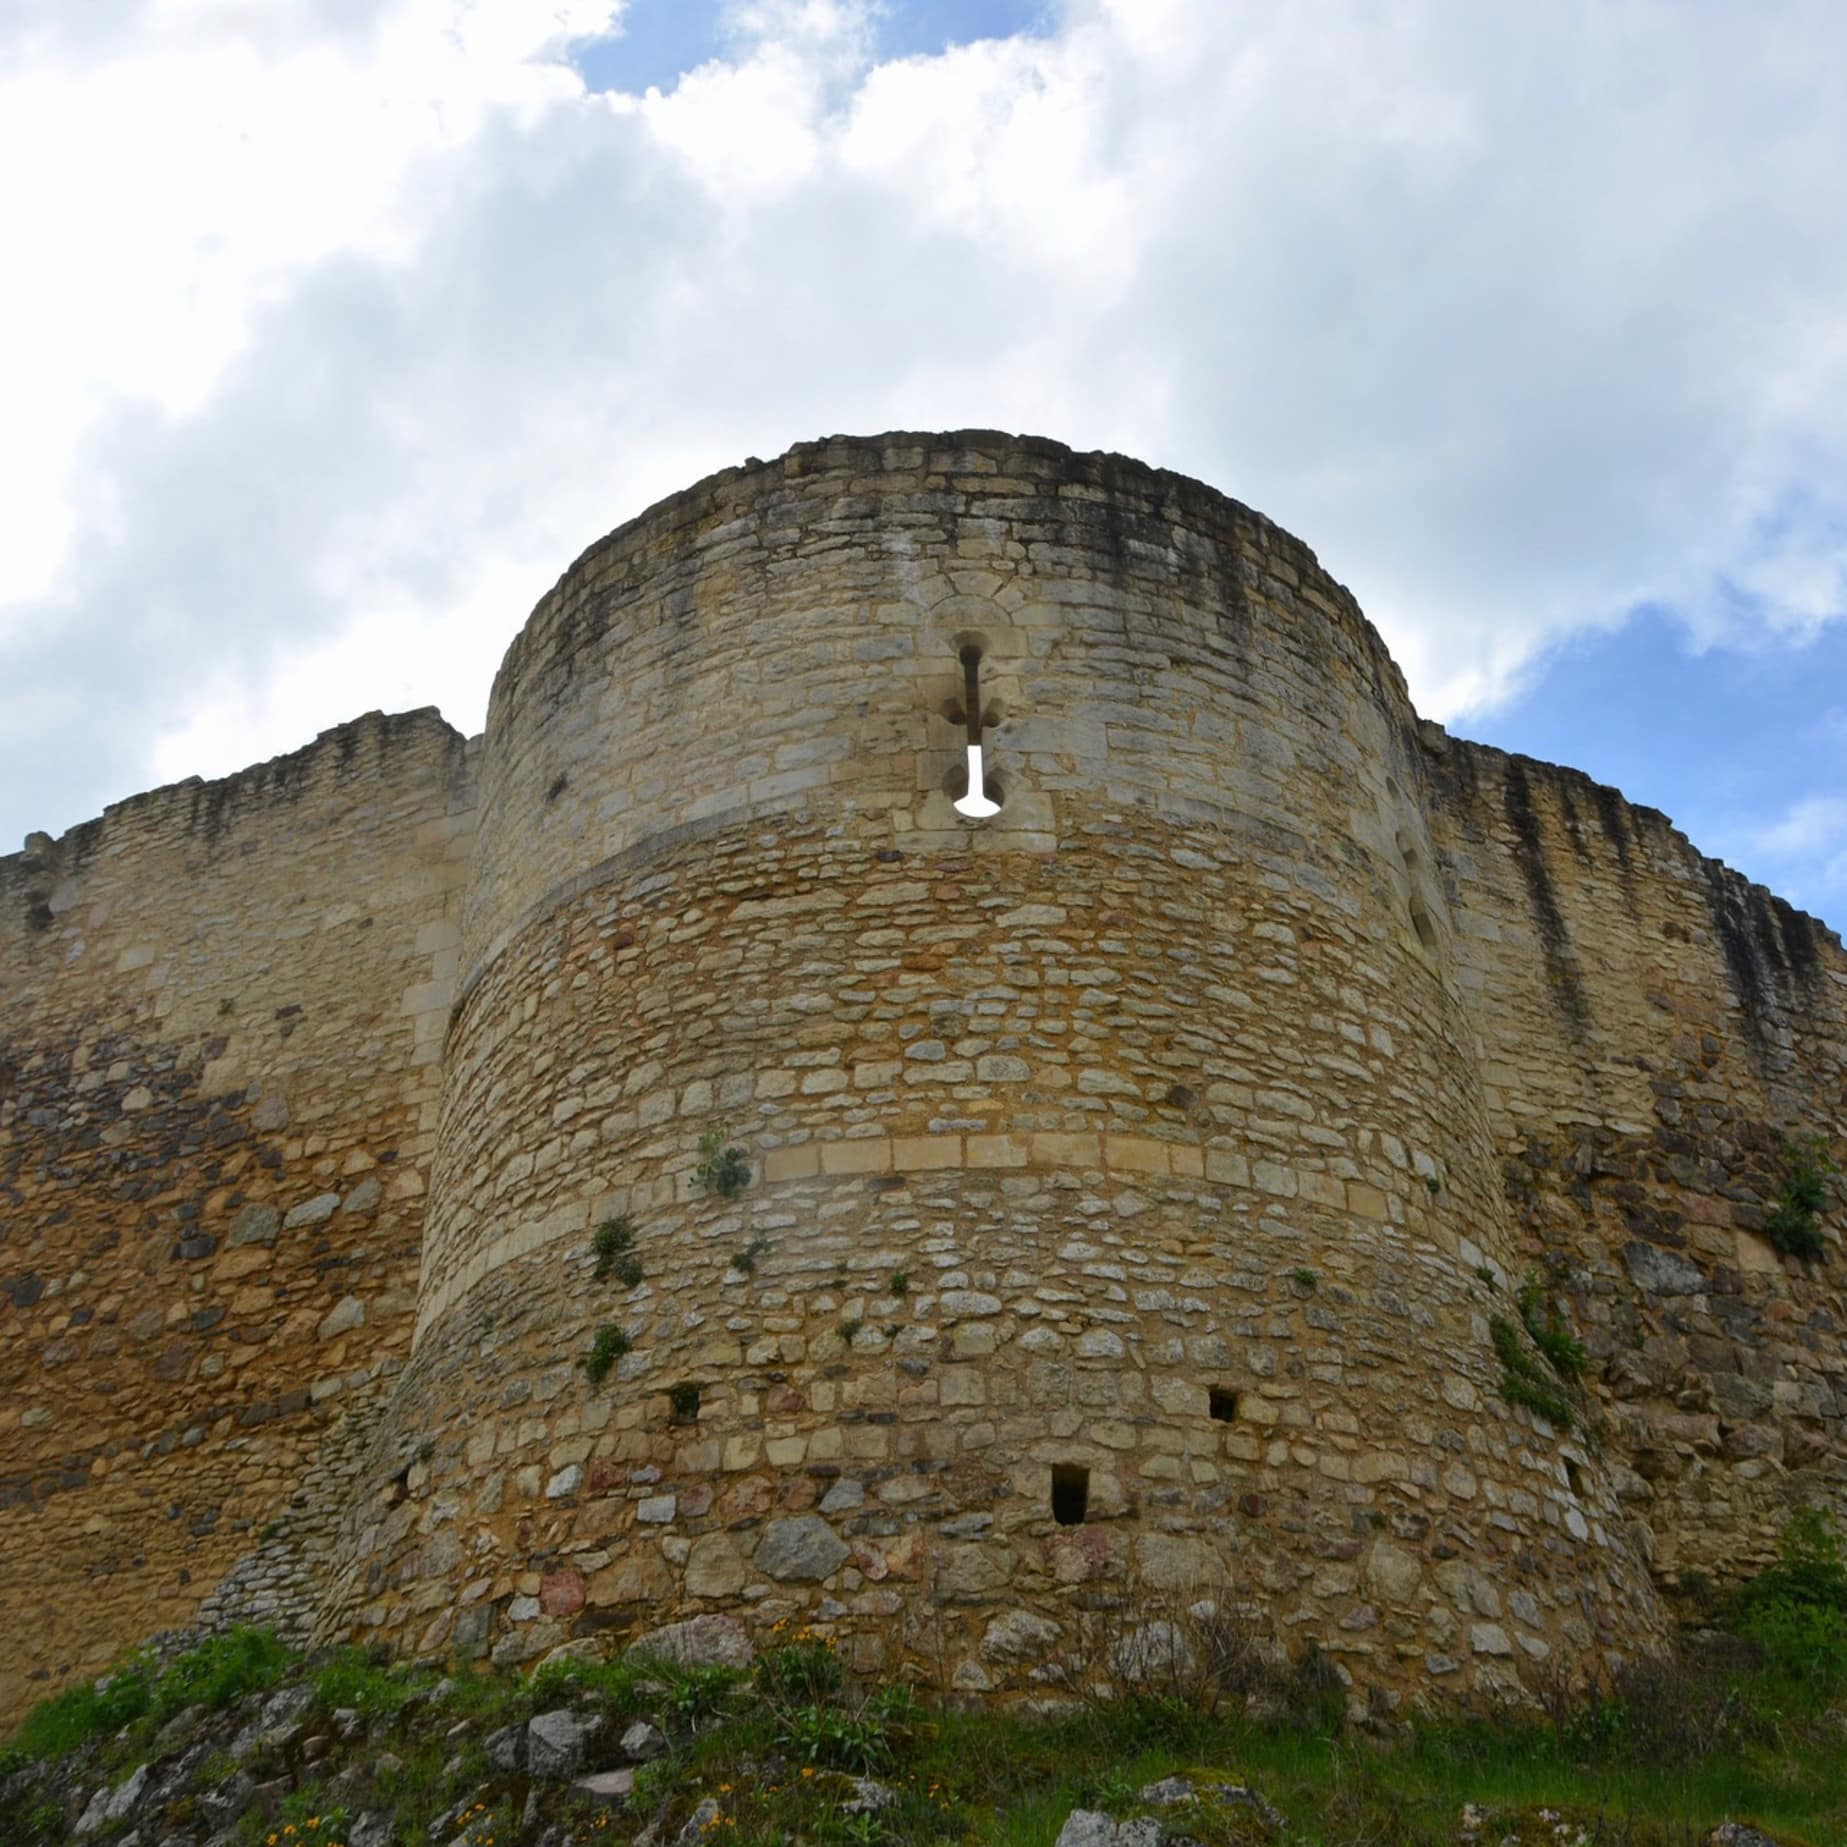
left=1208, top=1388, right=1239, bottom=1423
left=1051, top=1463, right=1089, bottom=1525
left=1564, top=1458, right=1586, bottom=1498
left=953, top=645, right=1001, bottom=819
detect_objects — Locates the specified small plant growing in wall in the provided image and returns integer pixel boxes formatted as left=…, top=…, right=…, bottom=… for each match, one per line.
left=1516, top=1267, right=1586, bottom=1380
left=1490, top=1315, right=1575, bottom=1431
left=583, top=1324, right=631, bottom=1386
left=1289, top=1267, right=1318, bottom=1295
left=889, top=1270, right=910, bottom=1296
left=695, top=1126, right=752, bottom=1199
left=593, top=1215, right=643, bottom=1285
left=732, top=1232, right=770, bottom=1277
left=1764, top=1135, right=1834, bottom=1262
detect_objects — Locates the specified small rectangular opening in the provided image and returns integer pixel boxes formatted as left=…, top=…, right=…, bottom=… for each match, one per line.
left=1051, top=1463, right=1089, bottom=1526
left=1208, top=1388, right=1239, bottom=1423
left=1564, top=1457, right=1585, bottom=1497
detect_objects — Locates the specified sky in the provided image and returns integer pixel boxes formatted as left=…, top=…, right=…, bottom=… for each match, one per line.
left=0, top=0, right=1843, bottom=922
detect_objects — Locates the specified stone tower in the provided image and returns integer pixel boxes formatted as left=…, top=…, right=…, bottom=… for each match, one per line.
left=320, top=432, right=1676, bottom=1706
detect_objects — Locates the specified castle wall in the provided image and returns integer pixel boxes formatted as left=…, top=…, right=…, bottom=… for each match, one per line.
left=318, top=435, right=1668, bottom=1712
left=0, top=710, right=476, bottom=1724
left=3, top=433, right=1840, bottom=1733
left=1424, top=734, right=1847, bottom=1589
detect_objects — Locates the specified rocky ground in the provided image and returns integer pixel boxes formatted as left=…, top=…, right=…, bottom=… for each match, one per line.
left=0, top=1617, right=1834, bottom=1847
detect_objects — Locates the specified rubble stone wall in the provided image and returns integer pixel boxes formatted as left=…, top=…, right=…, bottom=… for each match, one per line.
left=1426, top=734, right=1847, bottom=1592
left=0, top=710, right=476, bottom=1724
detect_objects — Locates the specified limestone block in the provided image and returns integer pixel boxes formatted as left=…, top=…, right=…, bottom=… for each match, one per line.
left=980, top=1609, right=1062, bottom=1664
left=317, top=1297, right=366, bottom=1340
left=628, top=1613, right=754, bottom=1669
left=527, top=1708, right=600, bottom=1780
left=228, top=1204, right=281, bottom=1248
left=683, top=1535, right=751, bottom=1599
left=755, top=1516, right=849, bottom=1582
left=1365, top=1539, right=1422, bottom=1604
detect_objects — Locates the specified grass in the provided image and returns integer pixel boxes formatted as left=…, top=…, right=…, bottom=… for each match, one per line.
left=7, top=1665, right=1844, bottom=1845
left=585, top=1692, right=1847, bottom=1844
left=1516, top=1268, right=1588, bottom=1381
left=311, top=1647, right=424, bottom=1721
left=0, top=1625, right=291, bottom=1777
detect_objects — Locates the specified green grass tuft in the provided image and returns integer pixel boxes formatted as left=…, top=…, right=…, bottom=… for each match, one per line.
left=1491, top=1313, right=1576, bottom=1430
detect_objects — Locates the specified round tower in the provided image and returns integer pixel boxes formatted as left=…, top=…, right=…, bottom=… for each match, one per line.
left=328, top=433, right=1667, bottom=1707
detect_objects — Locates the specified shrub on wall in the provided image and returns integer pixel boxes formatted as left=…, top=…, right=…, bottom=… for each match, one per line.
left=695, top=1127, right=751, bottom=1199
left=583, top=1324, right=632, bottom=1386
left=1764, top=1136, right=1834, bottom=1262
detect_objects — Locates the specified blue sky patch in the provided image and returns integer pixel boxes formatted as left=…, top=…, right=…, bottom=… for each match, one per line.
left=1467, top=609, right=1847, bottom=920
left=570, top=0, right=1050, bottom=95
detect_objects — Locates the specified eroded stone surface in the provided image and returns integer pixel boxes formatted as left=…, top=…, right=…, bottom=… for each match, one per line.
left=628, top=1614, right=754, bottom=1672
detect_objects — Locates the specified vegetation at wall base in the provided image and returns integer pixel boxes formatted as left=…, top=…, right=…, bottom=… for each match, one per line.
left=0, top=1625, right=291, bottom=1781
left=6, top=1528, right=1847, bottom=1846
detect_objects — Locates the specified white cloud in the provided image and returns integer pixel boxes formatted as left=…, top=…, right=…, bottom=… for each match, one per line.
left=3, top=0, right=1846, bottom=902
left=0, top=0, right=620, bottom=607
left=1757, top=795, right=1847, bottom=860
left=1720, top=791, right=1847, bottom=918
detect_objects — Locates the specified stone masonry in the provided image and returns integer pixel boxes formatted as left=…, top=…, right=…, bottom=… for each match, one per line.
left=2, top=433, right=1842, bottom=1728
